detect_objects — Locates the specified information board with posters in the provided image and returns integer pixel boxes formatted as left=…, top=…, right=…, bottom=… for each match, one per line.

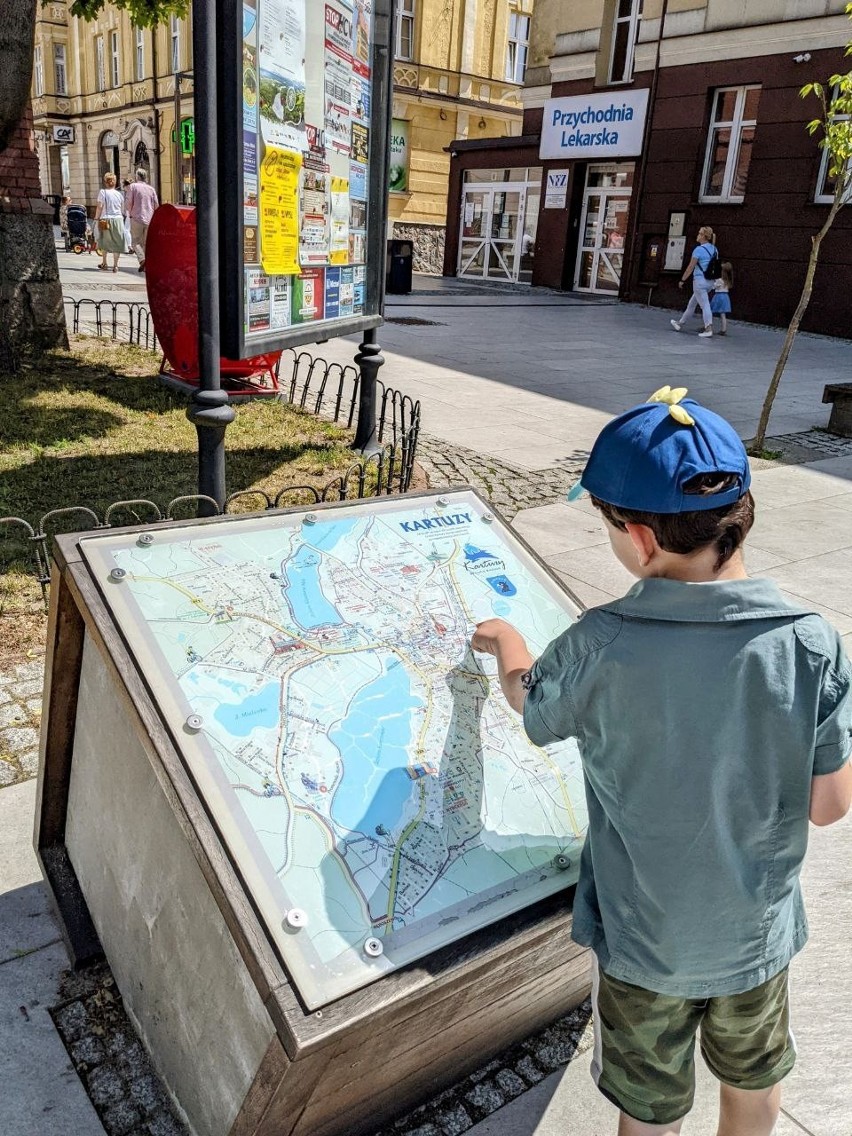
left=219, top=0, right=393, bottom=358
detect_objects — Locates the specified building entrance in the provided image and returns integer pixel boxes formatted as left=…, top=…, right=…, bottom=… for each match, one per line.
left=457, top=168, right=541, bottom=284
left=574, top=164, right=634, bottom=294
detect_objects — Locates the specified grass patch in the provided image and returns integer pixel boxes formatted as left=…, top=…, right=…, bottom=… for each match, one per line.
left=0, top=337, right=377, bottom=668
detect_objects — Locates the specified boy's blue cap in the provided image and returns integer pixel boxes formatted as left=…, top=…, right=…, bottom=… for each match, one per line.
left=568, top=387, right=750, bottom=514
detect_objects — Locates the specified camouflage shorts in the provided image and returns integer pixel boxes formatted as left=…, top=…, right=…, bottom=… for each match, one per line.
left=591, top=962, right=796, bottom=1125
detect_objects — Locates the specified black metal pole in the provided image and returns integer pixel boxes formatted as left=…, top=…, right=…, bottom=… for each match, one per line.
left=187, top=0, right=234, bottom=514
left=352, top=327, right=384, bottom=454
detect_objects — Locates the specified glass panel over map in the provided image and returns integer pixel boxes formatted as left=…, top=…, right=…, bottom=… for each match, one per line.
left=81, top=491, right=587, bottom=1009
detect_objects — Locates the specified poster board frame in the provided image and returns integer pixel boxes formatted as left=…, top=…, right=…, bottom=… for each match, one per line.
left=217, top=0, right=395, bottom=359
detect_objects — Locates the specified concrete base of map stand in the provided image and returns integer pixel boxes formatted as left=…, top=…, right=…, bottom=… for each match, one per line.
left=34, top=524, right=591, bottom=1136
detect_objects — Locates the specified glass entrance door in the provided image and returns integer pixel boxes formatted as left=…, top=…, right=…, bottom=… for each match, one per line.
left=574, top=165, right=633, bottom=294
left=458, top=187, right=523, bottom=282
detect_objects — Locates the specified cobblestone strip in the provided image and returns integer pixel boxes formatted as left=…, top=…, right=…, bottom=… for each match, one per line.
left=0, top=660, right=44, bottom=787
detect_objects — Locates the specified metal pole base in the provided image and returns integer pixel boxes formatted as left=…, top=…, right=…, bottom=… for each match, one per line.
left=186, top=388, right=237, bottom=515
left=352, top=328, right=384, bottom=455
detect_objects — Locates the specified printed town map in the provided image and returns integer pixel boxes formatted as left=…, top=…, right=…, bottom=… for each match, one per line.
left=82, top=491, right=587, bottom=1008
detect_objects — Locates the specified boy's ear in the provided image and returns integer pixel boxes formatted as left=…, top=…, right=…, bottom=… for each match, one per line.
left=624, top=522, right=660, bottom=567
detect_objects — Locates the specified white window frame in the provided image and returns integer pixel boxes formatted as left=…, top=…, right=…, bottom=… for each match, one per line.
left=395, top=0, right=415, bottom=62
left=171, top=15, right=181, bottom=73
left=34, top=44, right=44, bottom=97
left=135, top=27, right=145, bottom=82
left=110, top=30, right=121, bottom=88
left=814, top=91, right=852, bottom=204
left=95, top=35, right=105, bottom=93
left=608, top=0, right=643, bottom=85
left=505, top=10, right=530, bottom=85
left=700, top=85, right=760, bottom=204
left=53, top=43, right=67, bottom=96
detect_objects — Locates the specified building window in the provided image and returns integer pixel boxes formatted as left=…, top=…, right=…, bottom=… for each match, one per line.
left=95, top=35, right=105, bottom=92
left=395, top=0, right=415, bottom=62
left=110, top=30, right=121, bottom=88
left=506, top=11, right=530, bottom=84
left=53, top=44, right=67, bottom=95
left=700, top=85, right=760, bottom=202
left=171, top=16, right=181, bottom=73
left=814, top=93, right=852, bottom=204
left=33, top=45, right=44, bottom=97
left=135, top=27, right=145, bottom=81
left=609, top=0, right=643, bottom=85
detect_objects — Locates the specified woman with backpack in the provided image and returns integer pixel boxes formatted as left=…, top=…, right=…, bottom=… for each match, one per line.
left=670, top=226, right=720, bottom=339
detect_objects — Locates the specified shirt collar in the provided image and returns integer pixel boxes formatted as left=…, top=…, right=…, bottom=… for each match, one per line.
left=597, top=577, right=814, bottom=623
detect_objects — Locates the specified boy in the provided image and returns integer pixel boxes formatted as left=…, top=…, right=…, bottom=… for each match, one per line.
left=472, top=387, right=852, bottom=1136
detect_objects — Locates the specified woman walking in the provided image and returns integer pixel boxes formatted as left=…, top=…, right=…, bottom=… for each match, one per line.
left=670, top=225, right=719, bottom=339
left=94, top=172, right=125, bottom=272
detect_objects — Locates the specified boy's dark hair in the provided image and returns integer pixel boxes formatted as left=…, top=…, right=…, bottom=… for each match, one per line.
left=590, top=473, right=754, bottom=571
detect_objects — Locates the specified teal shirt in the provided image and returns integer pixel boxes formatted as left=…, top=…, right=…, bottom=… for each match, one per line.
left=523, top=577, right=852, bottom=997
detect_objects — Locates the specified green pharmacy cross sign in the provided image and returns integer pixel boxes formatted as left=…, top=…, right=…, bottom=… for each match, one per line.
left=170, top=117, right=196, bottom=157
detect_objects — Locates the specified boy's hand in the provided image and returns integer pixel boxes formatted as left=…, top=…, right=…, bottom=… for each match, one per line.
left=471, top=619, right=534, bottom=715
left=471, top=618, right=520, bottom=656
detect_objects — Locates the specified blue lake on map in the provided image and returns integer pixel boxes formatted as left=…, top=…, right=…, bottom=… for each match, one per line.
left=329, top=659, right=423, bottom=837
left=214, top=682, right=281, bottom=736
left=305, top=519, right=359, bottom=553
left=283, top=544, right=344, bottom=629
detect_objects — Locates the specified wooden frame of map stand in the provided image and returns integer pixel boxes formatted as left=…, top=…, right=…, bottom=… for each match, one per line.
left=34, top=490, right=592, bottom=1136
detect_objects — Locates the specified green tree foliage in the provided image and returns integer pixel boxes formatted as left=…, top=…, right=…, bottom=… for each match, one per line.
left=69, top=0, right=188, bottom=26
left=752, top=6, right=852, bottom=453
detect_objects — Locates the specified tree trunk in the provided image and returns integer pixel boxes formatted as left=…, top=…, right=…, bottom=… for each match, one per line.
left=0, top=0, right=36, bottom=151
left=750, top=189, right=845, bottom=454
left=0, top=1, right=67, bottom=371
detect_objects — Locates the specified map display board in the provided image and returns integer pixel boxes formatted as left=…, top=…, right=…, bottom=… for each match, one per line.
left=218, top=0, right=392, bottom=359
left=80, top=492, right=587, bottom=1009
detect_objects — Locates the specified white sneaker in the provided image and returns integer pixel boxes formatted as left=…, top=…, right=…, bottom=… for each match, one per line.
left=698, top=329, right=713, bottom=338
left=670, top=320, right=682, bottom=332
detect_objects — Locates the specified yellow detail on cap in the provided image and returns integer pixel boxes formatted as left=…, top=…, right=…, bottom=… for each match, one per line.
left=647, top=386, right=694, bottom=426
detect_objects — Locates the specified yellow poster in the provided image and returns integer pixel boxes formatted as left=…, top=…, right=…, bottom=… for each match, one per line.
left=260, top=145, right=301, bottom=276
left=329, top=175, right=350, bottom=265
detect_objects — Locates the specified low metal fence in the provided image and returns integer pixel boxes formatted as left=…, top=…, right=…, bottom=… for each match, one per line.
left=5, top=310, right=422, bottom=605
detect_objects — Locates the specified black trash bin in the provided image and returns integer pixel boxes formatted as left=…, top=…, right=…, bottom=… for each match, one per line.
left=386, top=238, right=413, bottom=295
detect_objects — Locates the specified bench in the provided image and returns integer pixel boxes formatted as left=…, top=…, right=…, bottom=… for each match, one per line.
left=822, top=383, right=852, bottom=438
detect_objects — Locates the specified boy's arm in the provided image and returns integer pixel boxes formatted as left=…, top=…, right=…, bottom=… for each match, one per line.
left=810, top=759, right=852, bottom=826
left=471, top=618, right=534, bottom=715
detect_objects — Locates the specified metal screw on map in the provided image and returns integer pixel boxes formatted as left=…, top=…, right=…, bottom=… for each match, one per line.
left=364, top=937, right=384, bottom=958
left=137, top=533, right=155, bottom=547
left=436, top=496, right=449, bottom=508
left=482, top=513, right=494, bottom=524
left=285, top=908, right=308, bottom=930
left=553, top=854, right=572, bottom=871
left=109, top=568, right=127, bottom=582
left=185, top=714, right=204, bottom=732
left=303, top=514, right=317, bottom=526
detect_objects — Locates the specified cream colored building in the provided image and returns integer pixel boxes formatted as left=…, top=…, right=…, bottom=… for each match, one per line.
left=32, top=2, right=194, bottom=213
left=32, top=0, right=532, bottom=271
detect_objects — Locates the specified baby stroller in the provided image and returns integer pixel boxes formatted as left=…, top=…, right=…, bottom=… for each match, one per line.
left=65, top=204, right=89, bottom=254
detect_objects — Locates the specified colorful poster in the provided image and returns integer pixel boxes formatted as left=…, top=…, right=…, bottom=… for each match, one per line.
left=244, top=226, right=258, bottom=263
left=325, top=266, right=341, bottom=318
left=351, top=74, right=370, bottom=121
left=329, top=176, right=349, bottom=264
left=349, top=160, right=367, bottom=200
left=244, top=173, right=258, bottom=225
left=351, top=0, right=371, bottom=77
left=259, top=0, right=307, bottom=150
left=291, top=268, right=326, bottom=323
left=299, top=145, right=330, bottom=266
left=260, top=145, right=301, bottom=275
left=389, top=118, right=408, bottom=192
left=243, top=41, right=258, bottom=133
left=243, top=131, right=257, bottom=176
left=339, top=265, right=354, bottom=316
left=351, top=121, right=369, bottom=165
left=324, top=1, right=353, bottom=153
left=246, top=269, right=270, bottom=333
left=269, top=275, right=291, bottom=329
left=353, top=264, right=366, bottom=313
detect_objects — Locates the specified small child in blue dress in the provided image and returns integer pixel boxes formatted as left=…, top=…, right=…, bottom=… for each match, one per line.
left=711, top=261, right=733, bottom=335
